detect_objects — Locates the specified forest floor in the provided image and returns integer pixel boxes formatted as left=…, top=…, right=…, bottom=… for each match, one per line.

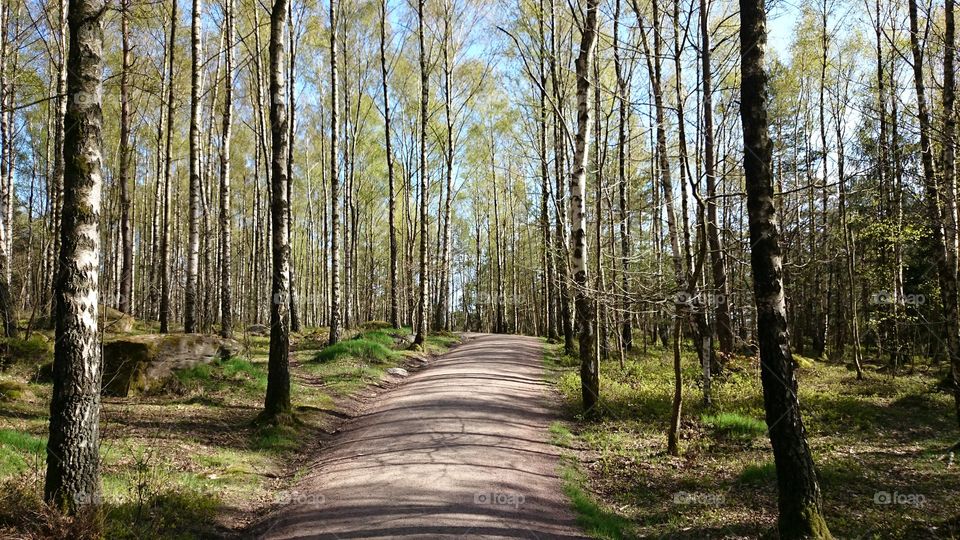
left=545, top=341, right=960, bottom=539
left=0, top=321, right=460, bottom=539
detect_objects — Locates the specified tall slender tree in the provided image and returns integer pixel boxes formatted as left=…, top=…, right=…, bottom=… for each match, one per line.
left=45, top=0, right=106, bottom=513
left=159, top=0, right=178, bottom=334
left=220, top=0, right=235, bottom=339
left=264, top=0, right=292, bottom=419
left=380, top=0, right=400, bottom=329
left=739, top=0, right=832, bottom=535
left=572, top=0, right=599, bottom=413
left=328, top=0, right=342, bottom=346
left=118, top=0, right=134, bottom=315
left=185, top=0, right=203, bottom=333
left=413, top=0, right=430, bottom=347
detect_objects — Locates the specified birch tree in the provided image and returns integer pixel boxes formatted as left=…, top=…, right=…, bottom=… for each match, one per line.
left=45, top=0, right=106, bottom=513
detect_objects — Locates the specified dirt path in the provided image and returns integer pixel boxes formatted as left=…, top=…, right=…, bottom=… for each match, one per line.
left=251, top=333, right=586, bottom=539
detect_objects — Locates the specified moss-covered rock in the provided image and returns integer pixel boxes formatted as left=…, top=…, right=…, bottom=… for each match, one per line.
left=34, top=304, right=135, bottom=334
left=0, top=334, right=53, bottom=367
left=102, top=334, right=241, bottom=397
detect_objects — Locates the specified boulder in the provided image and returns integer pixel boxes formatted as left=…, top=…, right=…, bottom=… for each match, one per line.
left=35, top=305, right=135, bottom=333
left=101, top=306, right=136, bottom=333
left=386, top=367, right=409, bottom=378
left=102, top=334, right=241, bottom=397
left=246, top=324, right=270, bottom=336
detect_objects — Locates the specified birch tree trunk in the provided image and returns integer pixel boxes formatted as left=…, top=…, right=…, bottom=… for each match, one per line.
left=413, top=0, right=430, bottom=347
left=118, top=0, right=134, bottom=315
left=328, top=0, right=342, bottom=346
left=380, top=0, right=399, bottom=330
left=159, top=0, right=178, bottom=334
left=572, top=0, right=599, bottom=414
left=264, top=0, right=292, bottom=418
left=739, top=0, right=832, bottom=535
left=943, top=0, right=960, bottom=422
left=45, top=0, right=106, bottom=512
left=0, top=0, right=13, bottom=337
left=220, top=0, right=235, bottom=339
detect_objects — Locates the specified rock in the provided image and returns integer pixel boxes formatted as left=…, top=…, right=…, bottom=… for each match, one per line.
left=100, top=305, right=136, bottom=333
left=246, top=324, right=270, bottom=336
left=386, top=367, right=409, bottom=378
left=102, top=334, right=241, bottom=397
left=35, top=305, right=135, bottom=333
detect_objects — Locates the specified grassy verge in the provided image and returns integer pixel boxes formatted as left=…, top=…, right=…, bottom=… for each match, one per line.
left=544, top=341, right=960, bottom=538
left=0, top=326, right=459, bottom=539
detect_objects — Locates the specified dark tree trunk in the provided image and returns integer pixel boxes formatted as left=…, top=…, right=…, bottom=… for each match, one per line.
left=45, top=0, right=106, bottom=512
left=701, top=0, right=731, bottom=363
left=118, top=0, right=134, bottom=315
left=264, top=0, right=292, bottom=418
left=739, top=0, right=832, bottom=536
left=159, top=0, right=178, bottom=334
left=413, top=0, right=429, bottom=347
left=380, top=0, right=399, bottom=330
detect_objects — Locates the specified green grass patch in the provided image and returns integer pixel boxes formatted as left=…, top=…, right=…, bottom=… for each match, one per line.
left=251, top=423, right=300, bottom=453
left=314, top=336, right=400, bottom=364
left=560, top=460, right=635, bottom=539
left=736, top=461, right=776, bottom=485
left=700, top=412, right=766, bottom=438
left=0, top=429, right=46, bottom=476
left=105, top=489, right=220, bottom=539
left=0, top=335, right=53, bottom=365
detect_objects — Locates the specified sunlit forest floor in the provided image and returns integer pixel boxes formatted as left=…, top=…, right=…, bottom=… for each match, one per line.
left=546, top=341, right=960, bottom=539
left=0, top=323, right=459, bottom=538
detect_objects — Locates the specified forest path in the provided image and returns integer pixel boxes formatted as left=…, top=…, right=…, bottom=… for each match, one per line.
left=251, top=333, right=586, bottom=539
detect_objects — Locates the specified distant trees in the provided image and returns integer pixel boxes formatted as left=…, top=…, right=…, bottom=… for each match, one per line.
left=45, top=0, right=106, bottom=512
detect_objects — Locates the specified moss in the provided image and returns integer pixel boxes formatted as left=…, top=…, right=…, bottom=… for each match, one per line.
left=0, top=335, right=53, bottom=366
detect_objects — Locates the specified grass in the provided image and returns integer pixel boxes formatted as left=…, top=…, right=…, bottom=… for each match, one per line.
left=700, top=412, right=767, bottom=439
left=0, top=325, right=461, bottom=538
left=546, top=340, right=960, bottom=538
left=313, top=338, right=399, bottom=364
left=560, top=461, right=636, bottom=540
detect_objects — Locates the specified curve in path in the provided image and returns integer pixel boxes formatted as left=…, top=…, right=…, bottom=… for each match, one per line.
left=252, top=333, right=587, bottom=539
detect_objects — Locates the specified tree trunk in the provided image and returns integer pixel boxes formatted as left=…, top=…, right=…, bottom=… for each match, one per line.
left=614, top=0, right=631, bottom=352
left=264, top=0, right=292, bottom=419
left=739, top=0, right=832, bottom=536
left=538, top=0, right=556, bottom=341
left=380, top=0, right=399, bottom=330
left=287, top=1, right=301, bottom=333
left=220, top=0, right=235, bottom=339
left=701, top=0, right=731, bottom=363
left=328, top=0, right=342, bottom=346
left=413, top=0, right=429, bottom=347
left=118, top=0, right=134, bottom=315
left=184, top=0, right=202, bottom=333
left=0, top=0, right=13, bottom=337
left=45, top=0, right=106, bottom=512
left=159, top=0, right=178, bottom=334
left=943, top=0, right=960, bottom=422
left=572, top=0, right=599, bottom=414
